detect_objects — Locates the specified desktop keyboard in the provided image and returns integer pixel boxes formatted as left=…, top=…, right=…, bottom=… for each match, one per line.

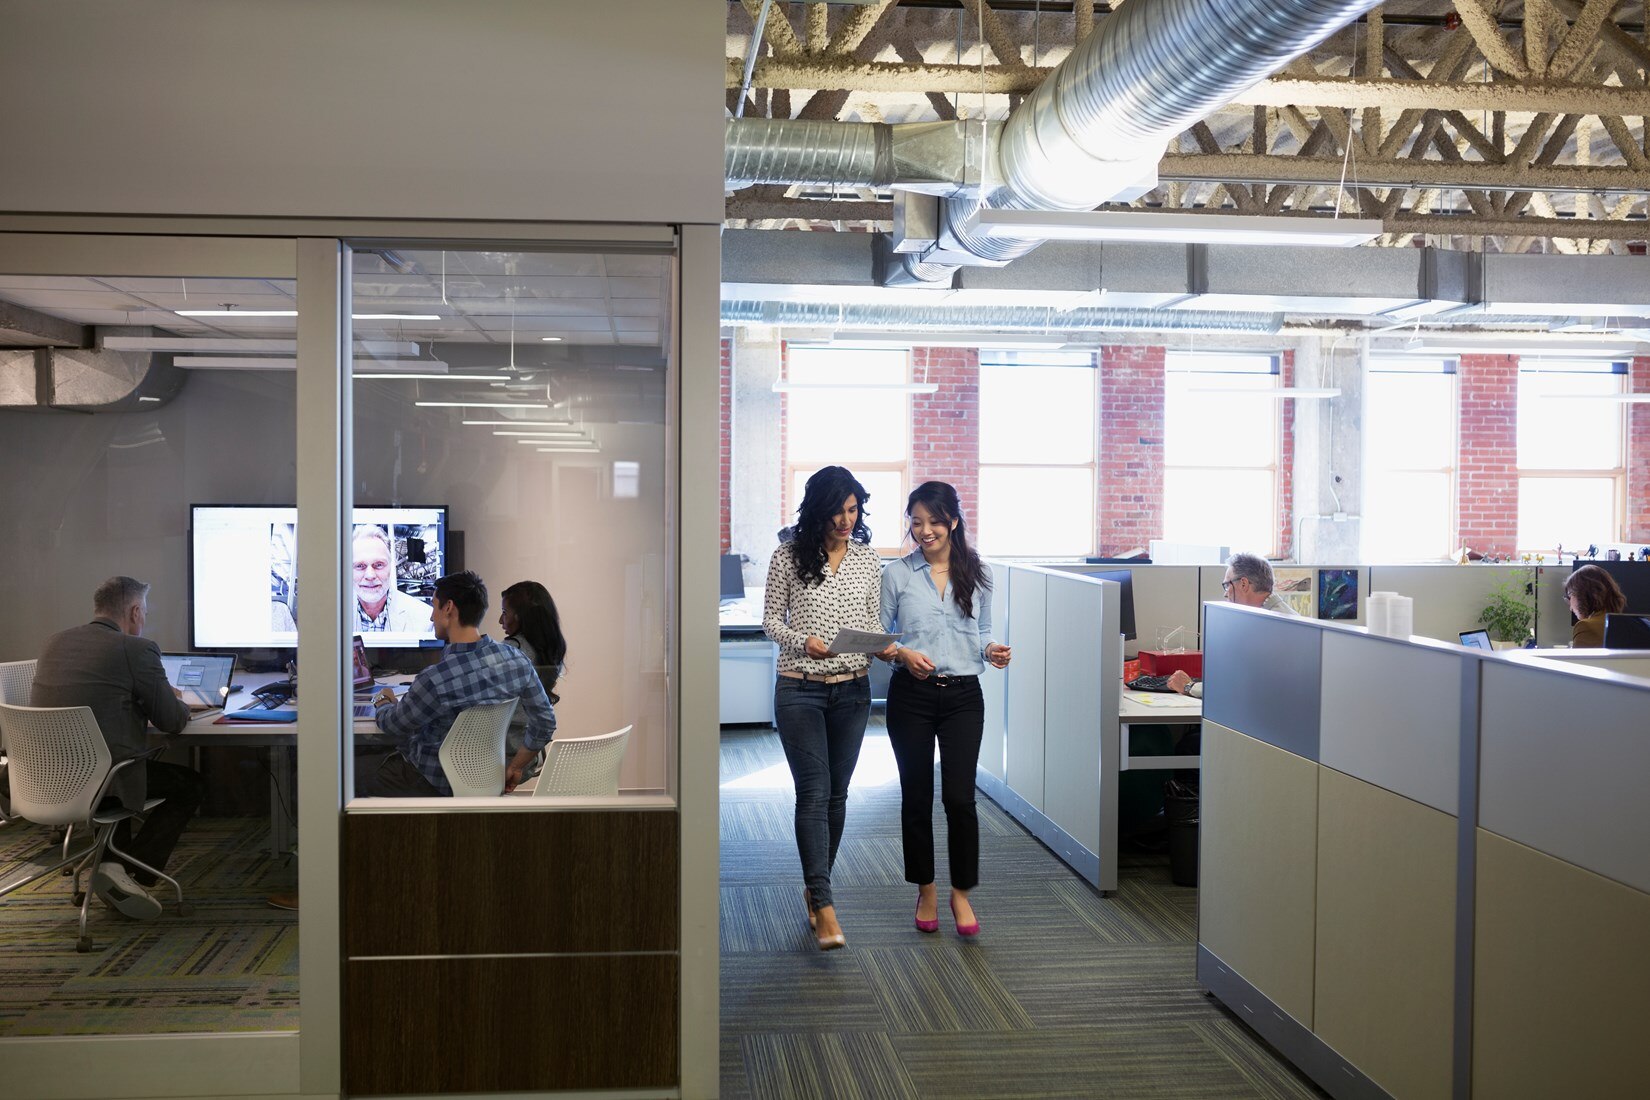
left=1126, top=674, right=1179, bottom=693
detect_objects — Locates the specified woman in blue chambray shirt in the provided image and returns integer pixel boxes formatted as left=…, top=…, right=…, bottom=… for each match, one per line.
left=879, top=481, right=1011, bottom=937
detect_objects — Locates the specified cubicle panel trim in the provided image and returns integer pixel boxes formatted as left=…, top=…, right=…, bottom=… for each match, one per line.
left=1318, top=631, right=1462, bottom=815
left=1453, top=652, right=1481, bottom=1100
left=1478, top=660, right=1650, bottom=894
left=1202, top=604, right=1323, bottom=761
left=976, top=767, right=1101, bottom=889
left=1198, top=947, right=1396, bottom=1100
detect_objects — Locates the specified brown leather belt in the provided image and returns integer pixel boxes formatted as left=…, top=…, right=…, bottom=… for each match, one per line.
left=778, top=669, right=869, bottom=684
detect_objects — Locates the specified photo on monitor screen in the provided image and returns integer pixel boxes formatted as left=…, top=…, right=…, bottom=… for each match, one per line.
left=192, top=504, right=448, bottom=649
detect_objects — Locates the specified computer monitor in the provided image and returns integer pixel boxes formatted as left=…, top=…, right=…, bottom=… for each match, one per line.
left=190, top=504, right=448, bottom=650
left=1602, top=614, right=1650, bottom=649
left=1572, top=561, right=1650, bottom=615
left=1459, top=629, right=1493, bottom=651
left=720, top=554, right=745, bottom=602
left=1093, top=569, right=1137, bottom=641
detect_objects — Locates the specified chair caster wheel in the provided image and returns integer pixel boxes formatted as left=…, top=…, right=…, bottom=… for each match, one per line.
left=76, top=936, right=93, bottom=953
left=174, top=903, right=192, bottom=917
left=72, top=891, right=86, bottom=906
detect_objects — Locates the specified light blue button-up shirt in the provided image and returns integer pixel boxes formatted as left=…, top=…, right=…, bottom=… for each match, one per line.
left=879, top=550, right=995, bottom=676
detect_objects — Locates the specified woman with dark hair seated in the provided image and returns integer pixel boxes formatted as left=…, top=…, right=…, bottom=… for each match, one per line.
left=1564, top=564, right=1628, bottom=648
left=763, top=465, right=889, bottom=951
left=499, top=581, right=569, bottom=774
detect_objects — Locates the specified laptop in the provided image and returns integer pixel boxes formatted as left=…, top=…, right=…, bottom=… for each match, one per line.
left=161, top=653, right=237, bottom=712
left=1458, top=630, right=1493, bottom=651
left=352, top=635, right=375, bottom=690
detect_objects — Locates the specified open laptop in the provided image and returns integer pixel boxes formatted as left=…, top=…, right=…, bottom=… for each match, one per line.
left=1458, top=630, right=1493, bottom=651
left=161, top=652, right=236, bottom=713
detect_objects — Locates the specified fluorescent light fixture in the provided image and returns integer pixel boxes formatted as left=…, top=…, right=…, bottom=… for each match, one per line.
left=105, top=337, right=419, bottom=355
left=970, top=208, right=1383, bottom=247
left=536, top=446, right=599, bottom=453
left=172, top=356, right=450, bottom=372
left=771, top=381, right=940, bottom=393
left=460, top=419, right=577, bottom=427
left=415, top=401, right=549, bottom=408
left=1394, top=334, right=1649, bottom=356
left=357, top=373, right=508, bottom=381
left=492, top=430, right=591, bottom=438
left=540, top=336, right=564, bottom=342
left=174, top=310, right=443, bottom=320
left=825, top=331, right=1067, bottom=350
left=138, top=396, right=161, bottom=403
left=1189, top=386, right=1342, bottom=399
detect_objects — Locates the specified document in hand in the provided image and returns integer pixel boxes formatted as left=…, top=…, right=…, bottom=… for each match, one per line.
left=827, top=627, right=901, bottom=655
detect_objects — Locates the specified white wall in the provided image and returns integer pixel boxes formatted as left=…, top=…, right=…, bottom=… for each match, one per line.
left=0, top=0, right=723, bottom=226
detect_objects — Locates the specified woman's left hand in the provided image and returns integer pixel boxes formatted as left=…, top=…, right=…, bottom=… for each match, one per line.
left=986, top=643, right=1012, bottom=668
left=876, top=642, right=900, bottom=662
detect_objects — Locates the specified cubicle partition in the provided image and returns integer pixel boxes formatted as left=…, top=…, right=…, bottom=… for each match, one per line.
left=1197, top=602, right=1650, bottom=1100
left=975, top=562, right=1125, bottom=890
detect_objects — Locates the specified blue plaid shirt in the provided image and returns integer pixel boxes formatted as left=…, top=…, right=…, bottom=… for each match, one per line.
left=374, top=636, right=555, bottom=795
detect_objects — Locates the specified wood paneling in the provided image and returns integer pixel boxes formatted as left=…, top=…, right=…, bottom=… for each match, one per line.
left=344, top=810, right=678, bottom=956
left=345, top=955, right=678, bottom=1095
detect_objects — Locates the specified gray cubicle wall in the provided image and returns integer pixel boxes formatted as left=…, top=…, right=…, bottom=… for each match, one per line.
left=1198, top=602, right=1650, bottom=1100
left=1372, top=564, right=1540, bottom=645
left=977, top=562, right=1124, bottom=890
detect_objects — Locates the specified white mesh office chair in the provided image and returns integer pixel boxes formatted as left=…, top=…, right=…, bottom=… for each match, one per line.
left=0, top=659, right=35, bottom=821
left=0, top=703, right=187, bottom=951
left=437, top=700, right=518, bottom=798
left=533, top=725, right=632, bottom=798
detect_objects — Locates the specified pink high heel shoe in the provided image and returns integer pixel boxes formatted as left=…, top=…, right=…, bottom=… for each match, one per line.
left=950, top=896, right=980, bottom=937
left=914, top=890, right=939, bottom=933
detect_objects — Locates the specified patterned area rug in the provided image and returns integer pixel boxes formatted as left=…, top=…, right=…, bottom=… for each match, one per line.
left=0, top=816, right=298, bottom=1036
left=720, top=721, right=1327, bottom=1100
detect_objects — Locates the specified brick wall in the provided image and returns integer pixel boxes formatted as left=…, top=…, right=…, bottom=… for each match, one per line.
left=1097, top=345, right=1166, bottom=557
left=1629, top=356, right=1650, bottom=541
left=910, top=347, right=981, bottom=512
left=1277, top=350, right=1296, bottom=557
left=1457, top=353, right=1520, bottom=557
left=719, top=337, right=731, bottom=553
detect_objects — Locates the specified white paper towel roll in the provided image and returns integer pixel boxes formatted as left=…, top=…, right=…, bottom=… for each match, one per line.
left=1389, top=595, right=1414, bottom=639
left=1366, top=591, right=1395, bottom=636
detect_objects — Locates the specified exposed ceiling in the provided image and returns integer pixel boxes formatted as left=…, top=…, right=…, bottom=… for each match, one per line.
left=725, top=0, right=1650, bottom=255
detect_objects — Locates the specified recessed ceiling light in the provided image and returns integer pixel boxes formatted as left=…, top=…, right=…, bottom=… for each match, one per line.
left=541, top=336, right=564, bottom=342
left=357, top=373, right=508, bottom=381
left=352, top=313, right=442, bottom=321
left=536, top=446, right=599, bottom=453
left=492, top=430, right=590, bottom=438
left=175, top=309, right=297, bottom=318
left=414, top=401, right=549, bottom=408
left=460, top=419, right=577, bottom=426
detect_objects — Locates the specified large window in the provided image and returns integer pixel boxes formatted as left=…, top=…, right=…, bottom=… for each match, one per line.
left=1517, top=359, right=1625, bottom=555
left=1163, top=352, right=1280, bottom=555
left=1363, top=358, right=1457, bottom=561
left=783, top=346, right=909, bottom=551
left=977, top=351, right=1097, bottom=556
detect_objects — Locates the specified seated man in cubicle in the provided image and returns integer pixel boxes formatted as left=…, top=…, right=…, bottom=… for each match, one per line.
left=358, top=570, right=555, bottom=797
left=30, top=576, right=203, bottom=919
left=1168, top=552, right=1299, bottom=699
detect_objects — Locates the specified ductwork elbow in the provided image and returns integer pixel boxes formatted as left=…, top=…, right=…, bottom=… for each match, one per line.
left=0, top=345, right=184, bottom=412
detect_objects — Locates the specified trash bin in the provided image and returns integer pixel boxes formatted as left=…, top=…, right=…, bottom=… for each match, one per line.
left=1164, top=779, right=1199, bottom=887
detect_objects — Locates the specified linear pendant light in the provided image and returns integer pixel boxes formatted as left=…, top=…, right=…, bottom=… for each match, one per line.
left=771, top=380, right=940, bottom=393
left=970, top=209, right=1383, bottom=247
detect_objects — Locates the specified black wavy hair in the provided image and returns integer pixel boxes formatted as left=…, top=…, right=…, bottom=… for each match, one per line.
left=789, top=465, right=872, bottom=586
left=502, top=580, right=569, bottom=704
left=433, top=570, right=488, bottom=627
left=906, top=481, right=989, bottom=620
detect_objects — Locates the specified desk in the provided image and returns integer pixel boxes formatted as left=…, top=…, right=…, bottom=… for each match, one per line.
left=161, top=670, right=409, bottom=857
left=1119, top=690, right=1202, bottom=771
left=719, top=589, right=776, bottom=725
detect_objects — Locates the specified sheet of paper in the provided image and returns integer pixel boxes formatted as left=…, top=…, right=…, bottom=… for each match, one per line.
left=827, top=627, right=900, bottom=655
left=1123, top=691, right=1192, bottom=707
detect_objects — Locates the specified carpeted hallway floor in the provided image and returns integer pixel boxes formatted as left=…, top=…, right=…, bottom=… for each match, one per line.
left=0, top=816, right=298, bottom=1036
left=720, top=720, right=1327, bottom=1100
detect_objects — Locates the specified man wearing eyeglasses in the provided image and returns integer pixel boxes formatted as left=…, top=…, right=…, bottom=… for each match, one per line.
left=1170, top=552, right=1298, bottom=698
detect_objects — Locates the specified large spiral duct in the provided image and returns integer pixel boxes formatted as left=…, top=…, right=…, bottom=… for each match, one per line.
left=720, top=300, right=1283, bottom=335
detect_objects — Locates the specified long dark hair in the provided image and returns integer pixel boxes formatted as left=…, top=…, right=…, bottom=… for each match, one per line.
left=502, top=580, right=568, bottom=703
left=907, top=481, right=989, bottom=620
left=790, top=465, right=872, bottom=586
left=1564, top=564, right=1627, bottom=619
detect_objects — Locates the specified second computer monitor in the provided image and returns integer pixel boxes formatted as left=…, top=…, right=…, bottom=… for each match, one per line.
left=1093, top=569, right=1137, bottom=642
left=1602, top=613, right=1650, bottom=649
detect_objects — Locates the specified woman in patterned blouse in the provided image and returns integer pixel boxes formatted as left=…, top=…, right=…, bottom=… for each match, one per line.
left=763, top=465, right=890, bottom=951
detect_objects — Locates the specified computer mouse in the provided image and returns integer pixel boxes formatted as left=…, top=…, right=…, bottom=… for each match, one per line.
left=228, top=684, right=243, bottom=695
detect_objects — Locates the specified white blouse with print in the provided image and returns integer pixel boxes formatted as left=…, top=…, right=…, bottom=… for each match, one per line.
left=762, top=541, right=883, bottom=676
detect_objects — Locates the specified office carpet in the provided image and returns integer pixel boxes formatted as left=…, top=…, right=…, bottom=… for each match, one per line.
left=720, top=721, right=1327, bottom=1100
left=0, top=816, right=298, bottom=1036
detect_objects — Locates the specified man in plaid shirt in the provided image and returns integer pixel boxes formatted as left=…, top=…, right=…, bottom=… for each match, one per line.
left=358, top=570, right=555, bottom=797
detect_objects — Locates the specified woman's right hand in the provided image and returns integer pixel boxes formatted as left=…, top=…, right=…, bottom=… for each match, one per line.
left=804, top=636, right=837, bottom=661
left=899, top=648, right=936, bottom=678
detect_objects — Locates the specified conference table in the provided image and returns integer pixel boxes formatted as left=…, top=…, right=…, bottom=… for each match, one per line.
left=159, top=670, right=413, bottom=857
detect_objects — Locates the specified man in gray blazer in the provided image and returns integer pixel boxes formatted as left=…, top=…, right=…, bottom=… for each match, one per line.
left=30, top=576, right=202, bottom=919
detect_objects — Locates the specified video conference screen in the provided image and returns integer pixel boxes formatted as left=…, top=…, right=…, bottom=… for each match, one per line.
left=191, top=504, right=448, bottom=649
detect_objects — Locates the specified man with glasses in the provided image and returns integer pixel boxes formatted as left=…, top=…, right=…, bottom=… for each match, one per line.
left=1170, top=552, right=1298, bottom=698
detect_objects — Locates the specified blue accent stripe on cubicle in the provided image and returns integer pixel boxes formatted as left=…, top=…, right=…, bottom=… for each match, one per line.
left=1202, top=604, right=1321, bottom=761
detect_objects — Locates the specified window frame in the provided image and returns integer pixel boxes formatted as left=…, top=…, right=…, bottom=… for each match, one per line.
left=1516, top=359, right=1628, bottom=552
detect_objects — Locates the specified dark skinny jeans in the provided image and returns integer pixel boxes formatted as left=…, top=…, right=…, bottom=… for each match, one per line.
left=773, top=674, right=871, bottom=911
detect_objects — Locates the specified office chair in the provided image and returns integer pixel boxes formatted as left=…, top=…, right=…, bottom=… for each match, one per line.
left=533, top=725, right=632, bottom=798
left=0, top=703, right=187, bottom=952
left=437, top=700, right=519, bottom=797
left=0, top=659, right=36, bottom=820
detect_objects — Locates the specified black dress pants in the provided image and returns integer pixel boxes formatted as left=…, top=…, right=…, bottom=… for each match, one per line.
left=885, top=670, right=984, bottom=890
left=109, top=760, right=205, bottom=886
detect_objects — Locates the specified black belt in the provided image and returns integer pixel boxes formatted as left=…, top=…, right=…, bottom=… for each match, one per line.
left=898, top=670, right=978, bottom=688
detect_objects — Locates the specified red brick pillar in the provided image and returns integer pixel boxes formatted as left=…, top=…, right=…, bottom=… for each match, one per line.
left=1628, top=356, right=1650, bottom=542
left=1457, top=353, right=1520, bottom=557
left=719, top=337, right=732, bottom=553
left=1098, top=345, right=1166, bottom=557
left=1278, top=350, right=1296, bottom=557
left=910, top=347, right=980, bottom=510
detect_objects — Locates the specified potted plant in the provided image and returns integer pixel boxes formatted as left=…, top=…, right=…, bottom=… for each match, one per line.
left=1478, top=568, right=1535, bottom=647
